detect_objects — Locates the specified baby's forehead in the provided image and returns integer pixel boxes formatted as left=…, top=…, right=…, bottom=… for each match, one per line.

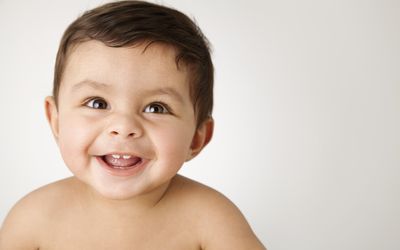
left=60, top=40, right=192, bottom=94
left=64, top=40, right=189, bottom=77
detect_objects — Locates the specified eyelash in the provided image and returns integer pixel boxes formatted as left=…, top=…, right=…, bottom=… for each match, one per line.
left=82, top=97, right=172, bottom=114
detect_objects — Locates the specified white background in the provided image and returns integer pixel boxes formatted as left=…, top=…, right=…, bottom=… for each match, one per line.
left=1, top=0, right=399, bottom=249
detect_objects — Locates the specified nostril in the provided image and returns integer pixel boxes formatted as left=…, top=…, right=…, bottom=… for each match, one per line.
left=107, top=115, right=141, bottom=138
left=109, top=130, right=136, bottom=138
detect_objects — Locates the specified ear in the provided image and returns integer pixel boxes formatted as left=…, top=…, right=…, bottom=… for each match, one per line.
left=186, top=117, right=214, bottom=161
left=45, top=96, right=60, bottom=144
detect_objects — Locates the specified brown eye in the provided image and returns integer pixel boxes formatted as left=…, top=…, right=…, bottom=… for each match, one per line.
left=85, top=98, right=108, bottom=109
left=144, top=103, right=169, bottom=114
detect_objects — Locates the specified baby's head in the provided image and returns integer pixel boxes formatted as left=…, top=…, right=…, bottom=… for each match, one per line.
left=53, top=0, right=213, bottom=128
left=45, top=0, right=214, bottom=199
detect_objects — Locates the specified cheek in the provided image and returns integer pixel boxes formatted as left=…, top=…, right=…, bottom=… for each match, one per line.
left=57, top=115, right=96, bottom=169
left=153, top=123, right=194, bottom=164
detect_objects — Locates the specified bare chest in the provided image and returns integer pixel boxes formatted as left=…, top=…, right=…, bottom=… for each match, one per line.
left=39, top=211, right=200, bottom=250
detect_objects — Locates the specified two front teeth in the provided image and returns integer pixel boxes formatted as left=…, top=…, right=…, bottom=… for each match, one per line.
left=111, top=154, right=132, bottom=159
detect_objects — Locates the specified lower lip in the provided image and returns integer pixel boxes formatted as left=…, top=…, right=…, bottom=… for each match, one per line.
left=96, top=156, right=148, bottom=177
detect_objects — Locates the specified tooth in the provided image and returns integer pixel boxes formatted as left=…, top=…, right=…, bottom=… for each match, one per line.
left=112, top=154, right=121, bottom=159
left=123, top=155, right=132, bottom=159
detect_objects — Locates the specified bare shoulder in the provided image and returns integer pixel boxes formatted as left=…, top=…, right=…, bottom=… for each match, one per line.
left=169, top=175, right=266, bottom=250
left=0, top=177, right=79, bottom=249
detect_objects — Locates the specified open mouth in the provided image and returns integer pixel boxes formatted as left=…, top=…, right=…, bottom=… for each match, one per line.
left=99, top=154, right=143, bottom=170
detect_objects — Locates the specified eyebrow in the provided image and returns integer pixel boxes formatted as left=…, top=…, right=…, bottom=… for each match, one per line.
left=70, top=79, right=185, bottom=104
left=145, top=87, right=185, bottom=104
left=70, top=80, right=109, bottom=92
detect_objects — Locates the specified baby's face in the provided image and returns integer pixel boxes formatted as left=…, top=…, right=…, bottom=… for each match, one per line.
left=47, top=40, right=201, bottom=199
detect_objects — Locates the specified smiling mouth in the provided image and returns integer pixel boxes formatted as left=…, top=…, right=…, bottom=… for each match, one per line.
left=100, top=154, right=143, bottom=169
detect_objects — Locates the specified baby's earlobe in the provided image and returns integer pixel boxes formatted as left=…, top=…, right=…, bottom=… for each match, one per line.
left=187, top=118, right=214, bottom=160
left=185, top=149, right=194, bottom=161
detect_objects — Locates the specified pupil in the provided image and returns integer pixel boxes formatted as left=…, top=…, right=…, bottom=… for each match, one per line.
left=94, top=100, right=106, bottom=109
left=152, top=106, right=160, bottom=112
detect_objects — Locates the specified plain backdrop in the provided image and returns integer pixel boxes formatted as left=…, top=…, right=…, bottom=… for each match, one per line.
left=1, top=0, right=399, bottom=249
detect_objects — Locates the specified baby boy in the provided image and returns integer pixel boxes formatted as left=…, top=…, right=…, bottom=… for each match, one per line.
left=0, top=1, right=265, bottom=249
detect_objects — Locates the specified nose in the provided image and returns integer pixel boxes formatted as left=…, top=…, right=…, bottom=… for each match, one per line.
left=107, top=112, right=142, bottom=139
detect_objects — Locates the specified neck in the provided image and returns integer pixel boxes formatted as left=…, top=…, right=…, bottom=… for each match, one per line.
left=75, top=178, right=171, bottom=219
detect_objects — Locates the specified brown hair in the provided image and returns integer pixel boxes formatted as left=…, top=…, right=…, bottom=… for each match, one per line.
left=53, top=0, right=213, bottom=127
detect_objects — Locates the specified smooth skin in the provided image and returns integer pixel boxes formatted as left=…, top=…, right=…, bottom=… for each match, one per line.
left=0, top=41, right=265, bottom=249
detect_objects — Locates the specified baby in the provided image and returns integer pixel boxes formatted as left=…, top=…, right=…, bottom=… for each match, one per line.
left=0, top=1, right=265, bottom=249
